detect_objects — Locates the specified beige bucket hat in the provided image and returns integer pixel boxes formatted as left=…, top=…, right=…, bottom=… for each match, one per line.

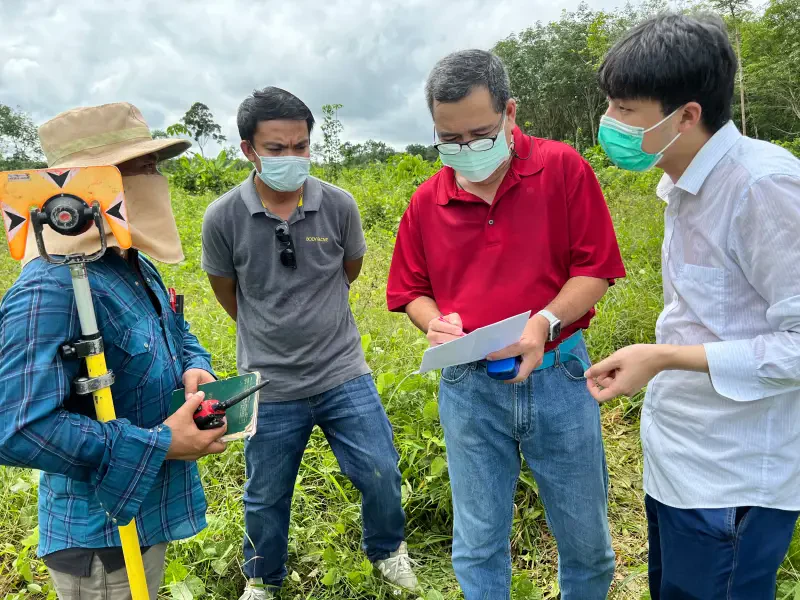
left=38, top=102, right=192, bottom=168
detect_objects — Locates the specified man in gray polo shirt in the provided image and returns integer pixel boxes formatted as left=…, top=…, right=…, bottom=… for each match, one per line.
left=200, top=87, right=417, bottom=600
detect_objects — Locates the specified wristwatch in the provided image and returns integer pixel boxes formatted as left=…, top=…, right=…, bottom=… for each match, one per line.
left=536, top=309, right=561, bottom=342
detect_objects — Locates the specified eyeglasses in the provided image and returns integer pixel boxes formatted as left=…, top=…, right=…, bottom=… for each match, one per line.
left=434, top=115, right=505, bottom=156
left=274, top=223, right=297, bottom=269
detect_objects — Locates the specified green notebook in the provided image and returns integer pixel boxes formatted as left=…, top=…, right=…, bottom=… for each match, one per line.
left=170, top=372, right=262, bottom=442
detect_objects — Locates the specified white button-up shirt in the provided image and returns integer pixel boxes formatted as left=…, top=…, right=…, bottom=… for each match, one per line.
left=642, top=121, right=800, bottom=510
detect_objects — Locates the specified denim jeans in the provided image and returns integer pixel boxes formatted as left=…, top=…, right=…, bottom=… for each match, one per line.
left=438, top=339, right=615, bottom=600
left=242, top=374, right=405, bottom=587
left=646, top=495, right=800, bottom=599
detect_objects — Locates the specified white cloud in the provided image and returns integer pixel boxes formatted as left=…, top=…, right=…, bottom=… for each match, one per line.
left=0, top=0, right=623, bottom=153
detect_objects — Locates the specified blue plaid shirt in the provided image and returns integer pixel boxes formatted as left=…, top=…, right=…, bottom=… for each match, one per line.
left=0, top=251, right=213, bottom=557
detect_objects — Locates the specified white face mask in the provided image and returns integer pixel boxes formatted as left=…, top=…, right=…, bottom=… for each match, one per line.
left=254, top=155, right=310, bottom=192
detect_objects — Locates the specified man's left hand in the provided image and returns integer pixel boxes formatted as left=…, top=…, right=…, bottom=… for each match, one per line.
left=486, top=315, right=550, bottom=384
left=183, top=368, right=216, bottom=399
left=585, top=344, right=665, bottom=403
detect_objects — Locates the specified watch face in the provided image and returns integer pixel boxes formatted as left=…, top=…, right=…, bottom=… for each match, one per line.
left=552, top=322, right=561, bottom=341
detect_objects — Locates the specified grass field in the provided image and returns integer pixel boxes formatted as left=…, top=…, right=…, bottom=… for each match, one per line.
left=0, top=159, right=798, bottom=599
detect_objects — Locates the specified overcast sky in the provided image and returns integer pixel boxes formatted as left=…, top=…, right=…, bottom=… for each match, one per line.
left=1, top=0, right=624, bottom=154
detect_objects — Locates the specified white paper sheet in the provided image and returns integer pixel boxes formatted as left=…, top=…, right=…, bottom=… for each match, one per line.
left=418, top=311, right=531, bottom=374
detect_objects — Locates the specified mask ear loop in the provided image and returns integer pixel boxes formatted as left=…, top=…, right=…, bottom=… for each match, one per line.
left=505, top=105, right=532, bottom=161
left=656, top=130, right=682, bottom=157
left=512, top=139, right=533, bottom=161
left=644, top=107, right=683, bottom=133
left=649, top=108, right=685, bottom=159
left=511, top=124, right=533, bottom=161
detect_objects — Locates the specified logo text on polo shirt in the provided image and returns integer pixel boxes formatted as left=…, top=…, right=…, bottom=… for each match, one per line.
left=306, top=236, right=329, bottom=242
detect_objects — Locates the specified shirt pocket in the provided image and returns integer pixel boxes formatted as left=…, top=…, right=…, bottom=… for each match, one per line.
left=672, top=263, right=729, bottom=338
left=109, top=318, right=158, bottom=401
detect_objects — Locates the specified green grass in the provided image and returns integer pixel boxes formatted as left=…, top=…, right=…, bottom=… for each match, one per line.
left=0, top=163, right=798, bottom=600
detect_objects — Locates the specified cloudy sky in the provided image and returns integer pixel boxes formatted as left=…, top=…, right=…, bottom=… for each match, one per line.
left=1, top=0, right=623, bottom=154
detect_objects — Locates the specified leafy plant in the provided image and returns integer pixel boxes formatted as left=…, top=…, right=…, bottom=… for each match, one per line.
left=774, top=138, right=800, bottom=158
left=169, top=150, right=249, bottom=196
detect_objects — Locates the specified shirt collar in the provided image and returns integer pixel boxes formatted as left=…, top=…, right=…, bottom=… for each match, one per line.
left=241, top=170, right=322, bottom=216
left=675, top=121, right=741, bottom=196
left=437, top=126, right=544, bottom=205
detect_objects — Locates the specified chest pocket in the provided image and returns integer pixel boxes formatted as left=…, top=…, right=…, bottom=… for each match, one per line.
left=672, top=263, right=730, bottom=339
left=109, top=318, right=158, bottom=395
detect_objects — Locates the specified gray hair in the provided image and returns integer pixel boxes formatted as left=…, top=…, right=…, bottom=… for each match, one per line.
left=425, top=49, right=512, bottom=114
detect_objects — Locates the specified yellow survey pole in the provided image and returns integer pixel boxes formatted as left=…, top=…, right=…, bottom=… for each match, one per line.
left=69, top=262, right=150, bottom=600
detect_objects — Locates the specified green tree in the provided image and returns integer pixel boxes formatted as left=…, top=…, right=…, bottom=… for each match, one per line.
left=0, top=104, right=45, bottom=170
left=405, top=144, right=439, bottom=162
left=710, top=0, right=752, bottom=135
left=176, top=102, right=226, bottom=157
left=320, top=104, right=344, bottom=178
left=340, top=140, right=396, bottom=166
left=495, top=1, right=675, bottom=149
left=741, top=0, right=800, bottom=139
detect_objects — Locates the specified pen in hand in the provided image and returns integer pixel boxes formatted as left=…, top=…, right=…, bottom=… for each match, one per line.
left=428, top=313, right=466, bottom=346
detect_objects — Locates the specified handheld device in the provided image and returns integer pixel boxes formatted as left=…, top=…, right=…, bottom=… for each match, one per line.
left=487, top=357, right=522, bottom=381
left=193, top=379, right=270, bottom=430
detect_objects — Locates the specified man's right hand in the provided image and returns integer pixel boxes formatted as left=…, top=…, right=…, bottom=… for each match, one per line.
left=163, top=392, right=228, bottom=461
left=427, top=313, right=465, bottom=346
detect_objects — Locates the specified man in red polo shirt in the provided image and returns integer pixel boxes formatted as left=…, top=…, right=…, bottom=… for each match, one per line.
left=387, top=49, right=625, bottom=600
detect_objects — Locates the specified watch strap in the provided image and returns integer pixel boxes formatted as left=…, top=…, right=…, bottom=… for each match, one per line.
left=536, top=309, right=561, bottom=342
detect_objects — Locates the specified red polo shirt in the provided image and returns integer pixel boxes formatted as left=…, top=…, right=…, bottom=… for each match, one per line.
left=387, top=127, right=626, bottom=348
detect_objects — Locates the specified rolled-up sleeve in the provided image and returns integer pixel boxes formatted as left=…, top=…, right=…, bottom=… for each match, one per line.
left=704, top=174, right=800, bottom=401
left=0, top=273, right=171, bottom=524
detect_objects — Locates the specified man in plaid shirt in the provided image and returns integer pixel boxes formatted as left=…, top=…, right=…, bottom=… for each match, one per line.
left=0, top=103, right=227, bottom=599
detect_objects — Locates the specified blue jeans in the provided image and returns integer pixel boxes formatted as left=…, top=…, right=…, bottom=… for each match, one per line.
left=646, top=495, right=800, bottom=599
left=242, top=375, right=405, bottom=586
left=438, top=339, right=615, bottom=600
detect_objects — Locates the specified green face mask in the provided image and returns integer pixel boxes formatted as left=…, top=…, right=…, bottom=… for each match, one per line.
left=598, top=109, right=681, bottom=172
left=436, top=116, right=510, bottom=182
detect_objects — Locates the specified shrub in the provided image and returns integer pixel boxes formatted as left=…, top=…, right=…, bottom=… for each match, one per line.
left=773, top=138, right=800, bottom=159
left=169, top=150, right=250, bottom=196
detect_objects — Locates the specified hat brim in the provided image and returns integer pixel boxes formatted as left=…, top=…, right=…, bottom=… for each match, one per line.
left=50, top=137, right=193, bottom=168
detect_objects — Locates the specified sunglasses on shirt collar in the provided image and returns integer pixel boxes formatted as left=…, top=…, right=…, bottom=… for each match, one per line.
left=275, top=223, right=297, bottom=269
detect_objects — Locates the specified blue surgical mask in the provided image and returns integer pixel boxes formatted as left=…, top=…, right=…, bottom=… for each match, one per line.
left=254, top=155, right=310, bottom=192
left=437, top=119, right=511, bottom=183
left=598, top=109, right=682, bottom=172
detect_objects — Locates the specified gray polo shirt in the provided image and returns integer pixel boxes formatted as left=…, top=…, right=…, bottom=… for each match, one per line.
left=201, top=171, right=370, bottom=401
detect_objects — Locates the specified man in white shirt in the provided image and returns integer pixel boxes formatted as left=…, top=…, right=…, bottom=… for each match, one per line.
left=586, top=13, right=800, bottom=600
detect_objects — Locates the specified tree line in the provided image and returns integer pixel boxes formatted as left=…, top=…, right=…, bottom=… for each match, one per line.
left=2, top=0, right=798, bottom=171
left=493, top=0, right=799, bottom=153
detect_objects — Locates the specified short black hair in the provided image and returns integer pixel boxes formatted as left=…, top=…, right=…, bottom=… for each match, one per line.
left=425, top=49, right=511, bottom=114
left=598, top=13, right=737, bottom=133
left=237, top=87, right=315, bottom=143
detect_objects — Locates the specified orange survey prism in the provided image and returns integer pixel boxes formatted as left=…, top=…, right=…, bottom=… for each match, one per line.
left=1, top=166, right=131, bottom=261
